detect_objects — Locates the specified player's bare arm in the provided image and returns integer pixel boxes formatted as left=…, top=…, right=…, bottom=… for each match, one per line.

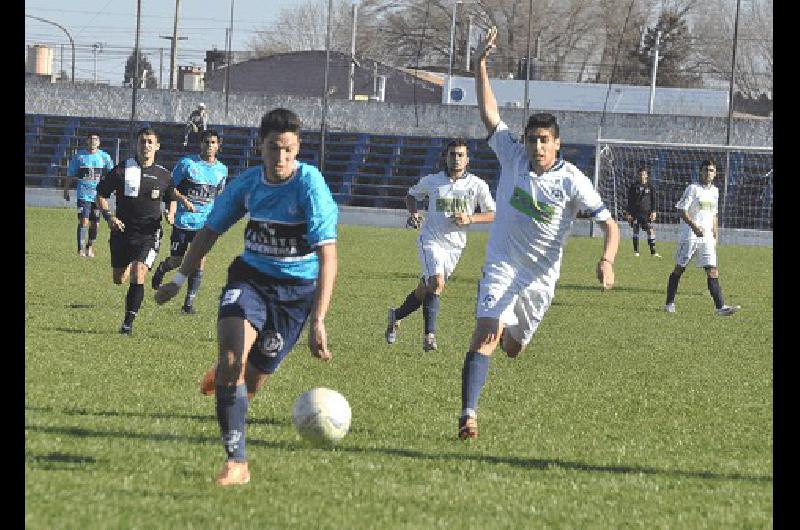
left=63, top=175, right=72, bottom=200
left=165, top=200, right=177, bottom=225
left=453, top=211, right=495, bottom=226
left=309, top=243, right=337, bottom=361
left=405, top=194, right=423, bottom=229
left=96, top=195, right=125, bottom=232
left=596, top=217, right=619, bottom=290
left=474, top=26, right=501, bottom=133
left=154, top=226, right=219, bottom=304
left=174, top=189, right=196, bottom=213
left=680, top=210, right=703, bottom=237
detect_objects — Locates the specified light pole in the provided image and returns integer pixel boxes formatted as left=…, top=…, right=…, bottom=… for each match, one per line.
left=25, top=14, right=75, bottom=84
left=445, top=0, right=461, bottom=104
left=320, top=0, right=333, bottom=172
left=225, top=0, right=235, bottom=116
left=523, top=0, right=533, bottom=117
left=648, top=29, right=662, bottom=114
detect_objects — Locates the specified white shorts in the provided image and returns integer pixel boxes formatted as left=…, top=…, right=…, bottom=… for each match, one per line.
left=417, top=237, right=463, bottom=281
left=675, top=238, right=717, bottom=268
left=475, top=263, right=554, bottom=347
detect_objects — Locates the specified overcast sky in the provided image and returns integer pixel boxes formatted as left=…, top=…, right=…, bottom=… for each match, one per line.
left=24, top=0, right=319, bottom=85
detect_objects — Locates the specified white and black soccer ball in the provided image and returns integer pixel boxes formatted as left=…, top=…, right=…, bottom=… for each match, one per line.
left=292, top=387, right=351, bottom=446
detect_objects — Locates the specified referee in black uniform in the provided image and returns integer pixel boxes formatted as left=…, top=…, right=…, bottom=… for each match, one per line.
left=623, top=166, right=661, bottom=258
left=96, top=127, right=194, bottom=334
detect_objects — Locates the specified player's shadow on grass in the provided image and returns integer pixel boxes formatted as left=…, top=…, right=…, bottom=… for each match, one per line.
left=25, top=421, right=771, bottom=485
left=39, top=405, right=290, bottom=427
left=48, top=327, right=109, bottom=335
left=27, top=452, right=99, bottom=471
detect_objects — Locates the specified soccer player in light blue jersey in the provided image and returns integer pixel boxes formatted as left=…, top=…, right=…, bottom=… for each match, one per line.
left=64, top=132, right=114, bottom=257
left=151, top=129, right=227, bottom=314
left=154, top=108, right=338, bottom=486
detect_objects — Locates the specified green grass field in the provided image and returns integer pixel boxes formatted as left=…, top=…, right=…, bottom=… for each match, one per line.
left=25, top=207, right=772, bottom=529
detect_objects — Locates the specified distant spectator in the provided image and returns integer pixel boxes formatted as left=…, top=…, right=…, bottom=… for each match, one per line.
left=183, top=103, right=208, bottom=147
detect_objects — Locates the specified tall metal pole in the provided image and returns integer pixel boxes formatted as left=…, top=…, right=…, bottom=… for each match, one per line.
left=159, top=48, right=164, bottom=89
left=726, top=0, right=741, bottom=146
left=464, top=15, right=473, bottom=70
left=320, top=0, right=333, bottom=172
left=225, top=0, right=235, bottom=116
left=130, top=0, right=142, bottom=157
left=523, top=0, right=533, bottom=117
left=348, top=3, right=358, bottom=100
left=25, top=15, right=75, bottom=84
left=722, top=0, right=742, bottom=230
left=445, top=1, right=460, bottom=104
left=648, top=30, right=662, bottom=114
left=169, top=0, right=181, bottom=90
left=93, top=44, right=98, bottom=84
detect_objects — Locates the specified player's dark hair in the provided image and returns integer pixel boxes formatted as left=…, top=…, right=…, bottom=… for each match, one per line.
left=700, top=159, right=716, bottom=170
left=86, top=131, right=101, bottom=139
left=136, top=126, right=159, bottom=141
left=524, top=113, right=559, bottom=138
left=259, top=108, right=301, bottom=140
left=637, top=166, right=648, bottom=174
left=200, top=129, right=220, bottom=143
left=446, top=138, right=469, bottom=152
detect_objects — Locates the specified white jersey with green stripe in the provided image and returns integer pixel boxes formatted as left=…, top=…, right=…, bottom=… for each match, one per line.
left=485, top=121, right=610, bottom=286
left=676, top=183, right=718, bottom=241
left=408, top=170, right=496, bottom=250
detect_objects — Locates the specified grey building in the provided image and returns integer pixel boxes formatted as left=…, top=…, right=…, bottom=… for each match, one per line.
left=204, top=50, right=442, bottom=105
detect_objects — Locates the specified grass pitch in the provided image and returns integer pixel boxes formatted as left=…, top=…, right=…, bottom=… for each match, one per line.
left=25, top=207, right=772, bottom=528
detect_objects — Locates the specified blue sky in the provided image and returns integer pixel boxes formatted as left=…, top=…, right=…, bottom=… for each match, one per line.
left=24, top=0, right=313, bottom=85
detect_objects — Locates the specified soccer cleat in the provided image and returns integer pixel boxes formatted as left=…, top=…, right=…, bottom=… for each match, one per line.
left=633, top=252, right=640, bottom=257
left=182, top=304, right=196, bottom=315
left=716, top=304, right=741, bottom=316
left=78, top=249, right=86, bottom=257
left=423, top=333, right=437, bottom=352
left=215, top=461, right=250, bottom=486
left=119, top=322, right=133, bottom=335
left=199, top=366, right=216, bottom=396
left=652, top=252, right=662, bottom=258
left=385, top=308, right=399, bottom=345
left=663, top=303, right=676, bottom=313
left=86, top=247, right=96, bottom=258
left=458, top=415, right=478, bottom=440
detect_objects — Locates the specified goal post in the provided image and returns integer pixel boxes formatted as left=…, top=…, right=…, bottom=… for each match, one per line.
left=593, top=139, right=773, bottom=238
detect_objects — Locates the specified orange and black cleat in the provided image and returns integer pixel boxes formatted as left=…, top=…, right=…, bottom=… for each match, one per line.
left=458, top=415, right=478, bottom=440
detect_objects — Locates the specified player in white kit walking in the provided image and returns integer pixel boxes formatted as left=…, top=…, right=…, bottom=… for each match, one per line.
left=458, top=27, right=620, bottom=440
left=663, top=159, right=740, bottom=316
left=386, top=138, right=496, bottom=352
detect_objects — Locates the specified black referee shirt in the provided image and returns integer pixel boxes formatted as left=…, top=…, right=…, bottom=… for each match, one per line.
left=97, top=158, right=176, bottom=236
left=626, top=182, right=656, bottom=216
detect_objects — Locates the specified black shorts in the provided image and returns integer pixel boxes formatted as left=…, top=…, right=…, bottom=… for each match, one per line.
left=109, top=228, right=162, bottom=269
left=169, top=226, right=198, bottom=258
left=629, top=215, right=652, bottom=232
left=217, top=258, right=316, bottom=375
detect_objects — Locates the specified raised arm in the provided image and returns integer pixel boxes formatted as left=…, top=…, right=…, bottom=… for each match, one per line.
left=154, top=226, right=219, bottom=304
left=474, top=26, right=501, bottom=134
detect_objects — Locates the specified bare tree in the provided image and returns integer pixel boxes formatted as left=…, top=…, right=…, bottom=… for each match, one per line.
left=691, top=0, right=772, bottom=99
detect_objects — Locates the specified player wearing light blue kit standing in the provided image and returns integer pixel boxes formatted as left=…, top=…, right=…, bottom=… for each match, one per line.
left=154, top=108, right=338, bottom=487
left=151, top=129, right=228, bottom=314
left=64, top=131, right=114, bottom=257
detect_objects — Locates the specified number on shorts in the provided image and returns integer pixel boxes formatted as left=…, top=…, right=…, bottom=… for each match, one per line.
left=221, top=289, right=242, bottom=306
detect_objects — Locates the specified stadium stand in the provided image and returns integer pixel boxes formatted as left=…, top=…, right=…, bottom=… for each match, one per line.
left=25, top=113, right=600, bottom=210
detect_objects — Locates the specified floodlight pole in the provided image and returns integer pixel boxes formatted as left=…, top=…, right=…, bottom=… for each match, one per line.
left=523, top=0, right=533, bottom=117
left=129, top=0, right=142, bottom=158
left=446, top=1, right=461, bottom=104
left=648, top=30, right=662, bottom=114
left=25, top=14, right=75, bottom=84
left=320, top=0, right=333, bottom=172
left=225, top=0, right=235, bottom=117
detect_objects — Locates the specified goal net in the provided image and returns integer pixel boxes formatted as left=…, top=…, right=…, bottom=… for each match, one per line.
left=594, top=139, right=773, bottom=231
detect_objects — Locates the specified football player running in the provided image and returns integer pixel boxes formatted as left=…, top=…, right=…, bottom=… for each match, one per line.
left=458, top=26, right=619, bottom=440
left=386, top=138, right=495, bottom=352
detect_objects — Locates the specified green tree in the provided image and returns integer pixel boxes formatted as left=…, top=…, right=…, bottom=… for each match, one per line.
left=124, top=50, right=158, bottom=88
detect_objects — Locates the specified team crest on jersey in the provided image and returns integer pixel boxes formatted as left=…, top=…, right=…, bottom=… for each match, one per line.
left=258, top=330, right=284, bottom=357
left=482, top=293, right=497, bottom=308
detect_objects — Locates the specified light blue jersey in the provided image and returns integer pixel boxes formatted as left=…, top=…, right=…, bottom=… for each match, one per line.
left=172, top=155, right=228, bottom=230
left=67, top=149, right=114, bottom=202
left=206, top=161, right=338, bottom=280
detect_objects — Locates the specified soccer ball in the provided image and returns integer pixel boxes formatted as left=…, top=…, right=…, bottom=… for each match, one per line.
left=291, top=387, right=351, bottom=446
